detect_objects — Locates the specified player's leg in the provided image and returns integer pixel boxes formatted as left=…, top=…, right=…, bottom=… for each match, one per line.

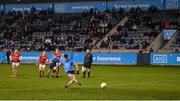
left=41, top=65, right=46, bottom=77
left=56, top=66, right=60, bottom=78
left=47, top=69, right=51, bottom=78
left=82, top=65, right=87, bottom=78
left=87, top=68, right=91, bottom=78
left=64, top=70, right=82, bottom=91
left=52, top=66, right=57, bottom=78
left=42, top=66, right=45, bottom=77
left=47, top=65, right=54, bottom=78
left=12, top=63, right=19, bottom=77
left=11, top=63, right=15, bottom=76
left=64, top=73, right=74, bottom=91
left=87, top=64, right=91, bottom=78
left=67, top=74, right=74, bottom=86
left=15, top=63, right=20, bottom=76
left=70, top=70, right=81, bottom=85
left=39, top=65, right=42, bottom=77
left=72, top=74, right=81, bottom=86
left=13, top=66, right=17, bottom=76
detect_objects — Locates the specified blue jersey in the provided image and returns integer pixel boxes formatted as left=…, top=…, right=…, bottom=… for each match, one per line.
left=60, top=59, right=74, bottom=72
left=49, top=57, right=59, bottom=67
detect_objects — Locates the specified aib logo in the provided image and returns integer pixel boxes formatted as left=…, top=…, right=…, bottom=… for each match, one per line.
left=153, top=55, right=167, bottom=63
left=163, top=30, right=176, bottom=40
left=166, top=0, right=179, bottom=9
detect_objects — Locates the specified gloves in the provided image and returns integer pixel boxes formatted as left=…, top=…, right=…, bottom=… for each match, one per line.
left=77, top=71, right=79, bottom=75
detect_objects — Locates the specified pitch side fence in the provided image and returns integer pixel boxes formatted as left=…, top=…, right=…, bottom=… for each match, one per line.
left=0, top=52, right=179, bottom=65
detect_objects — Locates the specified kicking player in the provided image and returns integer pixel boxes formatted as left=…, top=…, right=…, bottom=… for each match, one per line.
left=53, top=48, right=61, bottom=78
left=82, top=49, right=93, bottom=78
left=10, top=49, right=21, bottom=77
left=59, top=54, right=81, bottom=91
left=37, top=51, right=48, bottom=77
left=47, top=55, right=59, bottom=78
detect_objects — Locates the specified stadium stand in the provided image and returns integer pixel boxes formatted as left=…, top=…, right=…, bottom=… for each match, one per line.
left=0, top=11, right=23, bottom=52
left=0, top=8, right=125, bottom=51
left=171, top=33, right=180, bottom=52
left=0, top=7, right=180, bottom=52
left=99, top=8, right=180, bottom=50
left=169, top=9, right=180, bottom=52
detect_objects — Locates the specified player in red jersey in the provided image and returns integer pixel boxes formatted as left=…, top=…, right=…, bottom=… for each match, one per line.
left=10, top=49, right=21, bottom=77
left=53, top=48, right=61, bottom=58
left=53, top=48, right=61, bottom=78
left=37, top=51, right=48, bottom=77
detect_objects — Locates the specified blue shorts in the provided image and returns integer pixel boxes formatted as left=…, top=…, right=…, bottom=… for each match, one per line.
left=49, top=64, right=56, bottom=69
left=66, top=70, right=75, bottom=74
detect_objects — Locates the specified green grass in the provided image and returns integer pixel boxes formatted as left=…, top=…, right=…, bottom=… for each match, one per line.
left=0, top=64, right=180, bottom=100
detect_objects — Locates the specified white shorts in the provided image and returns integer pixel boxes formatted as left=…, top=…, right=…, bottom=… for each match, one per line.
left=39, top=64, right=46, bottom=70
left=12, top=62, right=20, bottom=67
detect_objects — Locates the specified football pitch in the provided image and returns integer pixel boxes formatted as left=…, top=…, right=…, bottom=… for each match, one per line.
left=0, top=64, right=180, bottom=100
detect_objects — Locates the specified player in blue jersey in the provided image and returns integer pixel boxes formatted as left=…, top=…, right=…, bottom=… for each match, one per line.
left=47, top=55, right=60, bottom=78
left=59, top=54, right=81, bottom=91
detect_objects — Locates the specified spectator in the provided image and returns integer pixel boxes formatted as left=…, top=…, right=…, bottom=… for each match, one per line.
left=162, top=20, right=170, bottom=29
left=150, top=47, right=154, bottom=53
left=6, top=48, right=11, bottom=64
